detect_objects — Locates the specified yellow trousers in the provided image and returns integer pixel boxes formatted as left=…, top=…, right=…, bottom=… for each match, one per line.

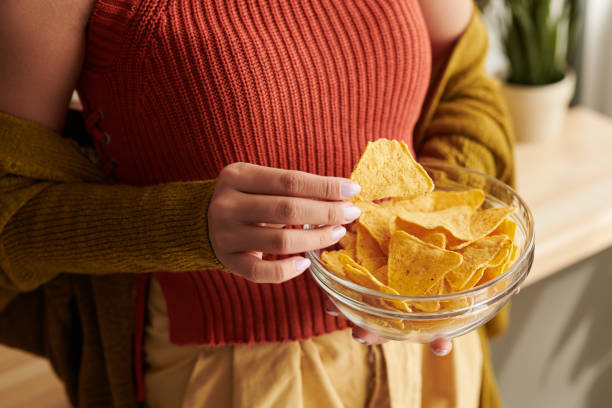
left=144, top=276, right=482, bottom=408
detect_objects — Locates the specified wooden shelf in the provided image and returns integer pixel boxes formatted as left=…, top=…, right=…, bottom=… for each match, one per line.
left=515, top=107, right=612, bottom=286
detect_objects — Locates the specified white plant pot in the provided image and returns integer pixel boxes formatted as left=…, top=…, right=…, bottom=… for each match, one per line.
left=501, top=70, right=576, bottom=142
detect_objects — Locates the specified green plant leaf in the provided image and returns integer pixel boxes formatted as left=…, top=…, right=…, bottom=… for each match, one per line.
left=502, top=0, right=573, bottom=85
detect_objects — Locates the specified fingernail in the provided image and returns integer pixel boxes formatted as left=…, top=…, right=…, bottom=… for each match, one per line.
left=514, top=286, right=521, bottom=295
left=344, top=204, right=361, bottom=223
left=332, top=226, right=347, bottom=241
left=325, top=308, right=340, bottom=317
left=294, top=258, right=311, bottom=273
left=432, top=346, right=451, bottom=357
left=341, top=182, right=361, bottom=199
left=353, top=337, right=367, bottom=344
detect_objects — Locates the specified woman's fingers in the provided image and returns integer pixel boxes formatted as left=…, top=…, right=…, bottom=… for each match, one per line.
left=210, top=163, right=363, bottom=284
left=223, top=224, right=346, bottom=254
left=352, top=326, right=388, bottom=345
left=323, top=298, right=388, bottom=345
left=219, top=162, right=361, bottom=200
left=323, top=298, right=341, bottom=317
left=224, top=252, right=311, bottom=284
left=236, top=193, right=361, bottom=226
left=430, top=338, right=452, bottom=356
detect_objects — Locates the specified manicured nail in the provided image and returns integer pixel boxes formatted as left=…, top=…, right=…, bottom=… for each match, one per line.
left=432, top=346, right=451, bottom=357
left=325, top=308, right=340, bottom=317
left=341, top=182, right=361, bottom=198
left=332, top=226, right=347, bottom=241
left=353, top=337, right=367, bottom=344
left=344, top=204, right=361, bottom=223
left=294, top=258, right=311, bottom=273
left=514, top=286, right=521, bottom=295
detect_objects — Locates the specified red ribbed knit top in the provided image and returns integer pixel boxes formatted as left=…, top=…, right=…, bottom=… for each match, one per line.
left=77, top=0, right=431, bottom=348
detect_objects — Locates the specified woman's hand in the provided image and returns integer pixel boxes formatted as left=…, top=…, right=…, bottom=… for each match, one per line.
left=209, top=162, right=462, bottom=355
left=208, top=162, right=362, bottom=283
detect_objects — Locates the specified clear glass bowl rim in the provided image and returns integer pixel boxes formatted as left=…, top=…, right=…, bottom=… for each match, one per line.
left=305, top=162, right=535, bottom=303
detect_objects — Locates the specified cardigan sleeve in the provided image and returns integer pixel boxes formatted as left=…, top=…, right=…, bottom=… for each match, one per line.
left=0, top=111, right=223, bottom=294
left=414, top=9, right=515, bottom=187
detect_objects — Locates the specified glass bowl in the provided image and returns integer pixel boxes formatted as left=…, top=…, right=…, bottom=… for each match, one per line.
left=305, top=162, right=535, bottom=343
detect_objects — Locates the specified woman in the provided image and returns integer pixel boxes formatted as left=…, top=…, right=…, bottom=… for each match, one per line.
left=0, top=0, right=513, bottom=406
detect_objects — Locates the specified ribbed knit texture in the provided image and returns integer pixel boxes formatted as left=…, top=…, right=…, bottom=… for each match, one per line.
left=77, top=0, right=432, bottom=345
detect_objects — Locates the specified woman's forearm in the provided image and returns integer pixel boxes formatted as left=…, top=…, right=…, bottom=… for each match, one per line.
left=0, top=112, right=222, bottom=292
left=0, top=177, right=221, bottom=291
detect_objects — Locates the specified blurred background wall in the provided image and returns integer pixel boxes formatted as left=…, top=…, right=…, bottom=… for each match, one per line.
left=579, top=0, right=612, bottom=116
left=491, top=248, right=612, bottom=408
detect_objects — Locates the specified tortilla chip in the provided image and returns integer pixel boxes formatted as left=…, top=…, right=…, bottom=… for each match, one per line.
left=355, top=202, right=395, bottom=254
left=339, top=254, right=389, bottom=291
left=490, top=218, right=517, bottom=242
left=470, top=206, right=516, bottom=241
left=388, top=231, right=463, bottom=296
left=440, top=279, right=471, bottom=310
left=462, top=266, right=486, bottom=290
left=339, top=254, right=411, bottom=313
left=431, top=189, right=486, bottom=212
left=355, top=224, right=385, bottom=262
left=409, top=279, right=444, bottom=312
left=446, top=235, right=512, bottom=291
left=320, top=249, right=353, bottom=278
left=422, top=231, right=447, bottom=248
left=480, top=243, right=519, bottom=284
left=396, top=205, right=474, bottom=242
left=383, top=189, right=485, bottom=214
left=379, top=195, right=436, bottom=213
left=338, top=231, right=356, bottom=251
left=362, top=258, right=387, bottom=280
left=350, top=139, right=434, bottom=201
left=372, top=264, right=389, bottom=285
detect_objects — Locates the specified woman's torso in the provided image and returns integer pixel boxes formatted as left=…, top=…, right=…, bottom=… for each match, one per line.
left=78, top=0, right=431, bottom=183
left=77, top=0, right=431, bottom=350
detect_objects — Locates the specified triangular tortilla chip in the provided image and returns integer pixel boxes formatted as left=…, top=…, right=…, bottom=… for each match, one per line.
left=422, top=231, right=447, bottom=248
left=449, top=206, right=517, bottom=250
left=320, top=249, right=353, bottom=278
left=362, top=257, right=387, bottom=280
left=489, top=218, right=517, bottom=241
left=350, top=139, right=434, bottom=201
left=372, top=265, right=388, bottom=285
left=409, top=279, right=444, bottom=312
left=339, top=254, right=410, bottom=312
left=355, top=224, right=384, bottom=262
left=382, top=189, right=485, bottom=213
left=479, top=243, right=519, bottom=284
left=446, top=235, right=512, bottom=290
left=396, top=205, right=474, bottom=242
left=338, top=231, right=356, bottom=251
left=469, top=207, right=516, bottom=242
left=354, top=202, right=395, bottom=254
left=388, top=231, right=463, bottom=296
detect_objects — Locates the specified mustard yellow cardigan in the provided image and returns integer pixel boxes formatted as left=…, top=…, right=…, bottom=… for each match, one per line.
left=0, top=11, right=512, bottom=407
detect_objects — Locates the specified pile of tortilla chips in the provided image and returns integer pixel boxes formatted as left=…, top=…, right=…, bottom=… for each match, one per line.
left=320, top=139, right=519, bottom=315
